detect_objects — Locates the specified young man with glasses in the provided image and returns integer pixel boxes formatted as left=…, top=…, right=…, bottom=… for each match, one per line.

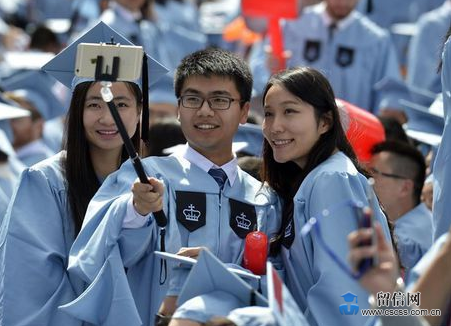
left=370, top=140, right=432, bottom=278
left=65, top=48, right=281, bottom=326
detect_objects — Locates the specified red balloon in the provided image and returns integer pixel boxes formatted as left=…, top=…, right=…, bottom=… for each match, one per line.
left=243, top=231, right=268, bottom=275
left=338, top=99, right=386, bottom=163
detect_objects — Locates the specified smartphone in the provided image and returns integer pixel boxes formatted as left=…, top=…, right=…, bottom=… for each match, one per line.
left=356, top=178, right=378, bottom=273
left=75, top=42, right=143, bottom=81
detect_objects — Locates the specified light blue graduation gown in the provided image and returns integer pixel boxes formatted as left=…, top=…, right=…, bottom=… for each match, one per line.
left=0, top=152, right=86, bottom=326
left=69, top=0, right=103, bottom=36
left=0, top=158, right=22, bottom=205
left=400, top=232, right=449, bottom=325
left=0, top=129, right=25, bottom=202
left=407, top=2, right=451, bottom=95
left=356, top=0, right=445, bottom=29
left=432, top=36, right=451, bottom=240
left=16, top=139, right=56, bottom=167
left=43, top=117, right=65, bottom=153
left=407, top=232, right=448, bottom=290
left=0, top=187, right=8, bottom=223
left=64, top=153, right=281, bottom=326
left=282, top=151, right=390, bottom=326
left=356, top=0, right=446, bottom=68
left=394, top=203, right=433, bottom=274
left=249, top=3, right=401, bottom=112
left=154, top=0, right=201, bottom=33
left=28, top=0, right=73, bottom=20
left=99, top=4, right=206, bottom=73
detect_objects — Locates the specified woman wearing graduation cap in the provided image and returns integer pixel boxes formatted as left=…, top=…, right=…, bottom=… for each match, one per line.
left=0, top=22, right=167, bottom=326
left=260, top=66, right=391, bottom=326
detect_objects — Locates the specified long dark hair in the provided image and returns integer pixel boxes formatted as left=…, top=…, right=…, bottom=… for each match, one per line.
left=62, top=81, right=142, bottom=236
left=261, top=67, right=362, bottom=255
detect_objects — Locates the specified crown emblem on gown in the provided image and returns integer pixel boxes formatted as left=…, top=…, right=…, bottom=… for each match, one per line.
left=236, top=213, right=251, bottom=230
left=183, top=204, right=201, bottom=222
left=284, top=221, right=292, bottom=238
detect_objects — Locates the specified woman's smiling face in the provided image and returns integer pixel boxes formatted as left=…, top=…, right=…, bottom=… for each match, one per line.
left=263, top=84, right=329, bottom=168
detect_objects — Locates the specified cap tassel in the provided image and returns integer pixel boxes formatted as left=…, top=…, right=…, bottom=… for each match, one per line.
left=366, top=0, right=373, bottom=13
left=141, top=53, right=150, bottom=145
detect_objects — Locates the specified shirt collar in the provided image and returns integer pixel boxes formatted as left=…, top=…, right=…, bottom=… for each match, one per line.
left=320, top=2, right=355, bottom=31
left=178, top=144, right=238, bottom=186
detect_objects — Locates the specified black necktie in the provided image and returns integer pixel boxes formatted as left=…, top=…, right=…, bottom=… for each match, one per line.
left=329, top=22, right=337, bottom=41
left=208, top=168, right=228, bottom=190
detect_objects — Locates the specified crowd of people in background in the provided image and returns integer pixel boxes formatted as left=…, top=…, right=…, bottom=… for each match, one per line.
left=0, top=0, right=450, bottom=325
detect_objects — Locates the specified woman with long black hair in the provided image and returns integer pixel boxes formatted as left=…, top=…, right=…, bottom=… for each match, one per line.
left=261, top=66, right=390, bottom=326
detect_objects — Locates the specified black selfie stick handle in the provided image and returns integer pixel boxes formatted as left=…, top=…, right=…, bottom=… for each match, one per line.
left=104, top=99, right=167, bottom=228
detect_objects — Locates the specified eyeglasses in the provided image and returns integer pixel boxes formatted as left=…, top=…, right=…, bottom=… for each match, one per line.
left=178, top=95, right=244, bottom=110
left=369, top=167, right=408, bottom=180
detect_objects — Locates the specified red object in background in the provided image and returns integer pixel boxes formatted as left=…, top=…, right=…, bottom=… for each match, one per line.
left=243, top=231, right=268, bottom=275
left=338, top=99, right=386, bottom=163
left=242, top=0, right=297, bottom=71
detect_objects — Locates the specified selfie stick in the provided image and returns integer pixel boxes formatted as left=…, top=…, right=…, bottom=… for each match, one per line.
left=95, top=52, right=169, bottom=283
left=95, top=54, right=167, bottom=228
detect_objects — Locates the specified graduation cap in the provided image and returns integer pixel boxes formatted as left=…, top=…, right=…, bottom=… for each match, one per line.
left=266, top=261, right=309, bottom=326
left=44, top=18, right=71, bottom=35
left=233, top=123, right=264, bottom=157
left=408, top=85, right=438, bottom=109
left=0, top=96, right=31, bottom=121
left=172, top=249, right=267, bottom=323
left=153, top=251, right=261, bottom=282
left=1, top=70, right=65, bottom=120
left=374, top=77, right=412, bottom=113
left=227, top=307, right=276, bottom=326
left=2, top=51, right=55, bottom=71
left=374, top=77, right=439, bottom=112
left=0, top=95, right=30, bottom=160
left=341, top=292, right=358, bottom=303
left=42, top=21, right=168, bottom=91
left=41, top=20, right=168, bottom=144
left=148, top=74, right=176, bottom=105
left=400, top=97, right=444, bottom=147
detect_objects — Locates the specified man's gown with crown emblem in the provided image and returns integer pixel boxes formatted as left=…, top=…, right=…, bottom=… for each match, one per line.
left=62, top=152, right=282, bottom=326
